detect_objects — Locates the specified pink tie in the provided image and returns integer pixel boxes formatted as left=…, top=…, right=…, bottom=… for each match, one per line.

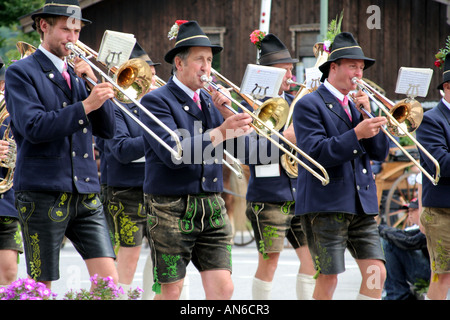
left=193, top=92, right=202, bottom=110
left=62, top=62, right=71, bottom=89
left=339, top=96, right=351, bottom=121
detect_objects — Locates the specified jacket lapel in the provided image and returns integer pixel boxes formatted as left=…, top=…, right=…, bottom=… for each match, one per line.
left=33, top=50, right=72, bottom=100
left=167, top=78, right=205, bottom=122
left=317, top=85, right=353, bottom=128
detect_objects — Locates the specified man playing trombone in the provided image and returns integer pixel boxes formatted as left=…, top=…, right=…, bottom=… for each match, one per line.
left=416, top=52, right=450, bottom=300
left=242, top=33, right=316, bottom=300
left=140, top=20, right=252, bottom=300
left=293, top=32, right=389, bottom=300
left=5, top=0, right=118, bottom=289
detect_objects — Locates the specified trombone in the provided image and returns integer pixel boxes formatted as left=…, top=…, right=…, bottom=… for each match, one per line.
left=152, top=73, right=243, bottom=178
left=201, top=73, right=330, bottom=186
left=65, top=42, right=183, bottom=160
left=352, top=77, right=440, bottom=185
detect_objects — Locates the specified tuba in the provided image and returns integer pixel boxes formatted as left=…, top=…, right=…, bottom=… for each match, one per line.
left=280, top=42, right=329, bottom=178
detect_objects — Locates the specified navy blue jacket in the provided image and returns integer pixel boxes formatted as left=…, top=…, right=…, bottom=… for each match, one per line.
left=293, top=84, right=389, bottom=215
left=416, top=100, right=450, bottom=208
left=241, top=93, right=296, bottom=202
left=140, top=77, right=226, bottom=195
left=5, top=49, right=115, bottom=194
left=105, top=103, right=145, bottom=187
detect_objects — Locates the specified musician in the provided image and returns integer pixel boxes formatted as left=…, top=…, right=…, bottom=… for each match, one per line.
left=0, top=60, right=23, bottom=287
left=4, top=0, right=117, bottom=288
left=140, top=20, right=252, bottom=300
left=416, top=52, right=450, bottom=300
left=100, top=42, right=160, bottom=299
left=293, top=32, right=389, bottom=300
left=241, top=33, right=316, bottom=299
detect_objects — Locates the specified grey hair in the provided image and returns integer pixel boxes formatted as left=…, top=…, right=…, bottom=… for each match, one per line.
left=171, top=47, right=191, bottom=75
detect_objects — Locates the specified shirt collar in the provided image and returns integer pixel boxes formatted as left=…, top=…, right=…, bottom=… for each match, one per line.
left=38, top=44, right=66, bottom=74
left=324, top=79, right=347, bottom=103
left=172, top=74, right=201, bottom=100
left=442, top=97, right=450, bottom=110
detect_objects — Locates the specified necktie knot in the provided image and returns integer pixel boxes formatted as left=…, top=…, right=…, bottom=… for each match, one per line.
left=193, top=92, right=201, bottom=110
left=339, top=96, right=348, bottom=106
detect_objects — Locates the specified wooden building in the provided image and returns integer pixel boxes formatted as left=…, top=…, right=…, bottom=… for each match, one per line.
left=21, top=0, right=450, bottom=101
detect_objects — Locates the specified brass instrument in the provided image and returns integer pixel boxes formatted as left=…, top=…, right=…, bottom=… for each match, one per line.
left=352, top=77, right=440, bottom=185
left=211, top=68, right=290, bottom=134
left=201, top=74, right=330, bottom=186
left=65, top=42, right=183, bottom=160
left=0, top=91, right=16, bottom=193
left=280, top=42, right=329, bottom=178
left=154, top=74, right=243, bottom=178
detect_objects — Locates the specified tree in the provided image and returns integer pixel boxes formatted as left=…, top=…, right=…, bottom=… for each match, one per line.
left=0, top=0, right=43, bottom=65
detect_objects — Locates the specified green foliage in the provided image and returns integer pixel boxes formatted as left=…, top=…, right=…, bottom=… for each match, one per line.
left=0, top=0, right=43, bottom=66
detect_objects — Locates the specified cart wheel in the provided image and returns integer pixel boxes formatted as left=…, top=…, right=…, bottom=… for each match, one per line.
left=233, top=220, right=255, bottom=246
left=382, top=171, right=419, bottom=228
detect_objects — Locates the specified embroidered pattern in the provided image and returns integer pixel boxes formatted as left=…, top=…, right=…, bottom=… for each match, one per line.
left=162, top=254, right=180, bottom=279
left=209, top=197, right=225, bottom=228
left=280, top=201, right=294, bottom=215
left=179, top=198, right=196, bottom=233
left=119, top=214, right=139, bottom=246
left=313, top=243, right=332, bottom=279
left=29, top=233, right=42, bottom=280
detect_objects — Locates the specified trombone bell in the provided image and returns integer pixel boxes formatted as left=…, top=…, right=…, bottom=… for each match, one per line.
left=254, top=97, right=290, bottom=134
left=387, top=99, right=423, bottom=137
left=114, top=58, right=153, bottom=103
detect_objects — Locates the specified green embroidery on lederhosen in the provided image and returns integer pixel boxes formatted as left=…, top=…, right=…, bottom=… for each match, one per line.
left=179, top=196, right=197, bottom=234
left=29, top=233, right=41, bottom=280
left=162, top=254, right=181, bottom=279
left=280, top=201, right=294, bottom=215
left=119, top=214, right=139, bottom=246
left=108, top=201, right=124, bottom=253
left=208, top=196, right=225, bottom=228
left=48, top=192, right=71, bottom=222
left=313, top=242, right=332, bottom=279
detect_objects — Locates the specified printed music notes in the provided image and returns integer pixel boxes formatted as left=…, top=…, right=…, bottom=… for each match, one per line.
left=240, top=64, right=286, bottom=99
left=97, top=30, right=136, bottom=69
left=395, top=67, right=433, bottom=98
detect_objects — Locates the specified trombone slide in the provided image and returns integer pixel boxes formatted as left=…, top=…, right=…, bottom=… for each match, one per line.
left=201, top=75, right=330, bottom=186
left=66, top=42, right=183, bottom=161
left=352, top=77, right=440, bottom=185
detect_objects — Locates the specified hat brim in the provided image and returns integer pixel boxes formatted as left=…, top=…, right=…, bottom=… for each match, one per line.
left=319, top=55, right=375, bottom=82
left=164, top=44, right=223, bottom=64
left=31, top=12, right=92, bottom=29
left=437, top=72, right=450, bottom=90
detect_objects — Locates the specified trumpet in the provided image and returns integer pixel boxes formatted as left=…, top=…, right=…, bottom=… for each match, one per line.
left=65, top=42, right=183, bottom=160
left=352, top=77, right=440, bottom=185
left=201, top=74, right=330, bottom=186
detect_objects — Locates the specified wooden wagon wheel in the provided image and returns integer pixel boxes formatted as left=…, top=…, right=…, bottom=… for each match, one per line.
left=382, top=171, right=419, bottom=228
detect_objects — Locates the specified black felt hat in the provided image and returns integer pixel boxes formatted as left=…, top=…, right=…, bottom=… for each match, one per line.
left=130, top=42, right=161, bottom=67
left=31, top=0, right=92, bottom=28
left=258, top=33, right=298, bottom=66
left=319, top=32, right=375, bottom=82
left=164, top=21, right=222, bottom=63
left=437, top=53, right=450, bottom=90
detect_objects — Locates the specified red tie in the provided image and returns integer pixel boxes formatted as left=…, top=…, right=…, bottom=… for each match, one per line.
left=62, top=62, right=71, bottom=89
left=193, top=92, right=201, bottom=110
left=339, top=96, right=351, bottom=121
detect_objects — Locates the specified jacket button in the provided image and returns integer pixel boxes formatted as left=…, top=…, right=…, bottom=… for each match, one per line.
left=362, top=168, right=367, bottom=174
left=213, top=177, right=218, bottom=182
left=85, top=177, right=90, bottom=182
left=72, top=151, right=76, bottom=157
left=78, top=119, right=84, bottom=125
left=83, top=153, right=89, bottom=158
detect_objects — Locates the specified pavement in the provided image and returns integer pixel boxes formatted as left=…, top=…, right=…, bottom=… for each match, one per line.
left=16, top=235, right=362, bottom=300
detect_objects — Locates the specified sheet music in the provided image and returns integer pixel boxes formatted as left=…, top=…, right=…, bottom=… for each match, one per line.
left=240, top=64, right=286, bottom=98
left=305, top=67, right=322, bottom=90
left=395, top=67, right=433, bottom=97
left=97, top=30, right=136, bottom=69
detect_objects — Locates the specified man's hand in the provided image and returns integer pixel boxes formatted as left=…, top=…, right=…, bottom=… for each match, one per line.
left=351, top=89, right=371, bottom=119
left=82, top=82, right=115, bottom=114
left=210, top=113, right=253, bottom=147
left=354, top=116, right=387, bottom=140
